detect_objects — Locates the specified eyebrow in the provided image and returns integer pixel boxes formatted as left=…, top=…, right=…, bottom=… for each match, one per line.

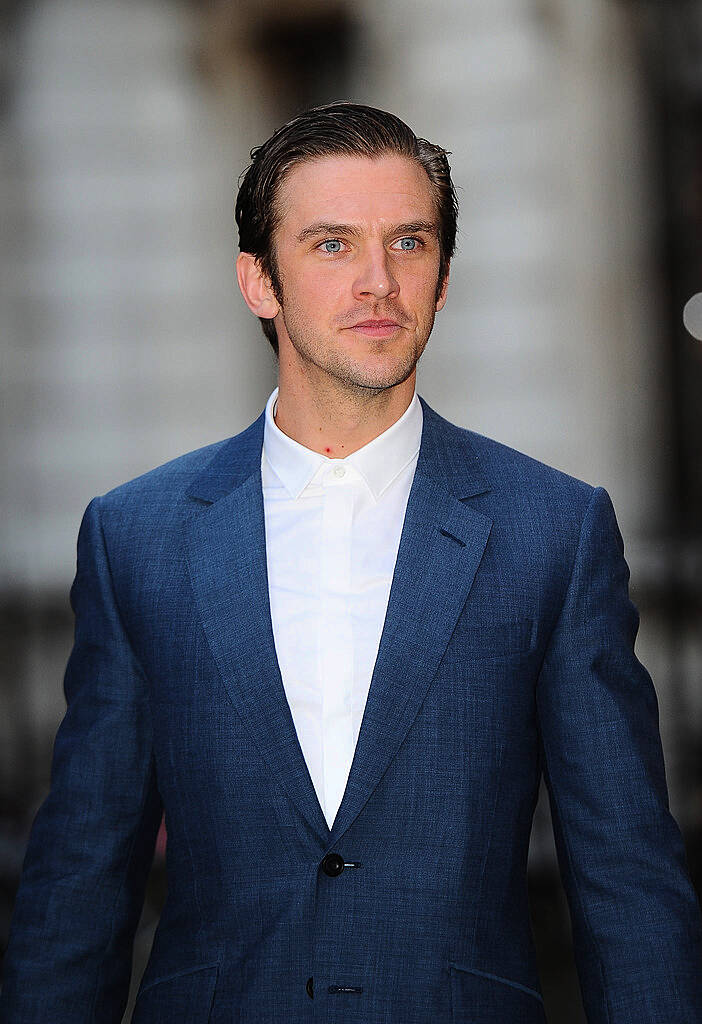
left=295, top=220, right=439, bottom=243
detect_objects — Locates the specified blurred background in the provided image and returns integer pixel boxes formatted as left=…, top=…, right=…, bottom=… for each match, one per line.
left=1, top=0, right=701, bottom=1019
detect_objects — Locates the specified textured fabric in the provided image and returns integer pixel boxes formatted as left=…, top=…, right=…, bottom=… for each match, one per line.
left=2, top=396, right=702, bottom=1023
left=261, top=385, right=422, bottom=829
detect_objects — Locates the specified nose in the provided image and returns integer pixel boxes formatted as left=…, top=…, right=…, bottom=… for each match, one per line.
left=352, top=244, right=399, bottom=301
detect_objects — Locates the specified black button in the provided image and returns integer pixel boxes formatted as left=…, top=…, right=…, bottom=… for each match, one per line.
left=306, top=976, right=314, bottom=999
left=321, top=852, right=345, bottom=877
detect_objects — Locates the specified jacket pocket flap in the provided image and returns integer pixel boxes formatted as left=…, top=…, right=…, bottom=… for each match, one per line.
left=448, top=961, right=546, bottom=1022
left=132, top=961, right=220, bottom=1024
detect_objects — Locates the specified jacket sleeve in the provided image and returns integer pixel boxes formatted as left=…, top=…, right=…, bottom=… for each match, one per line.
left=535, top=485, right=702, bottom=1023
left=0, top=496, right=163, bottom=1023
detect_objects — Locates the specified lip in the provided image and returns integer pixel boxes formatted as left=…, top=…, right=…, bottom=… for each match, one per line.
left=347, top=319, right=403, bottom=337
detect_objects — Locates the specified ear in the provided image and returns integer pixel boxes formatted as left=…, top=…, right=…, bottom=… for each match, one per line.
left=435, top=261, right=450, bottom=312
left=236, top=252, right=280, bottom=319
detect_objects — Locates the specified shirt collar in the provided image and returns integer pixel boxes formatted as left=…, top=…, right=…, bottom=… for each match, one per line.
left=262, top=385, right=423, bottom=501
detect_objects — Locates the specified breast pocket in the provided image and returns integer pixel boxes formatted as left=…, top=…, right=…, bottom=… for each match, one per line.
left=131, top=961, right=220, bottom=1024
left=449, top=962, right=546, bottom=1024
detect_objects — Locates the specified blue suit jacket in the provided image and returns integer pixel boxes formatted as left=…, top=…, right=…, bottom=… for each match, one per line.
left=2, top=396, right=702, bottom=1023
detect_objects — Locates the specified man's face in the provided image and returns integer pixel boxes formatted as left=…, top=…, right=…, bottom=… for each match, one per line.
left=269, top=153, right=449, bottom=394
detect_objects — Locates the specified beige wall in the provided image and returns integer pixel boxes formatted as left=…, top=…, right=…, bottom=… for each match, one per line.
left=0, top=0, right=688, bottom=800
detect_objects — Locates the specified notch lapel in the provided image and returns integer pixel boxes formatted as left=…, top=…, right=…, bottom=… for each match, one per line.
left=328, top=400, right=492, bottom=843
left=184, top=412, right=332, bottom=845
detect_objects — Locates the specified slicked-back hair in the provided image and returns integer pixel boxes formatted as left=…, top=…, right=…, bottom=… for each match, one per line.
left=235, top=101, right=458, bottom=356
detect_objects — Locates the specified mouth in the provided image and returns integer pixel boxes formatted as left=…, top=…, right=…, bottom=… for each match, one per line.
left=347, top=319, right=404, bottom=338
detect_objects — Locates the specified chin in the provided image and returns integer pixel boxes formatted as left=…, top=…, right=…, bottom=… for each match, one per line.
left=346, top=364, right=416, bottom=391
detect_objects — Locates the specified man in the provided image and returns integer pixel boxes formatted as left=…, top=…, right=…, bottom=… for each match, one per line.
left=1, top=102, right=701, bottom=1023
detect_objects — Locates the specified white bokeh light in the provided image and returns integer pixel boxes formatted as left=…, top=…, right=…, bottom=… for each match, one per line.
left=683, top=292, right=702, bottom=340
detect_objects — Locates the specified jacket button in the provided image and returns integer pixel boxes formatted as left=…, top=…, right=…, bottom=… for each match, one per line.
left=306, top=976, right=314, bottom=999
left=321, top=852, right=345, bottom=877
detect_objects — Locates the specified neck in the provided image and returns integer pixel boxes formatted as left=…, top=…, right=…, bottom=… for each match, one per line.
left=273, top=373, right=416, bottom=458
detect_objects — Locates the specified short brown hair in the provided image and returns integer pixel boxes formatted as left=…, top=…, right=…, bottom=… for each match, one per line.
left=235, top=101, right=458, bottom=356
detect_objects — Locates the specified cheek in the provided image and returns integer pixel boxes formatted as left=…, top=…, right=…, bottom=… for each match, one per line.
left=399, top=257, right=440, bottom=297
left=409, top=276, right=442, bottom=319
left=290, top=269, right=348, bottom=315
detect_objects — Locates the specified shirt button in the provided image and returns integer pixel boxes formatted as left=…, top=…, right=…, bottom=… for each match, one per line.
left=333, top=466, right=346, bottom=478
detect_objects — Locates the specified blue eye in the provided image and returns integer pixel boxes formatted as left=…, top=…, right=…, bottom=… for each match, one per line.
left=398, top=237, right=418, bottom=250
left=321, top=239, right=342, bottom=253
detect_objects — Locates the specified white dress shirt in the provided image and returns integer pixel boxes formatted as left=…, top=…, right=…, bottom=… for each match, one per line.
left=261, top=385, right=423, bottom=831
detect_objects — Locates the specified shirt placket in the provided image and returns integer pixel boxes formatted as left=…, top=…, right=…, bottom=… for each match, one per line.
left=318, top=467, right=355, bottom=828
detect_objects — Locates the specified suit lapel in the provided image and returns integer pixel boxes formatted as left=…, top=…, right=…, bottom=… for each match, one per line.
left=183, top=398, right=493, bottom=849
left=328, top=400, right=492, bottom=842
left=184, top=412, right=332, bottom=843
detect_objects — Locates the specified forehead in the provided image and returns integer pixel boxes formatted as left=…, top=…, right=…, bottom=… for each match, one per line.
left=275, top=153, right=437, bottom=234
